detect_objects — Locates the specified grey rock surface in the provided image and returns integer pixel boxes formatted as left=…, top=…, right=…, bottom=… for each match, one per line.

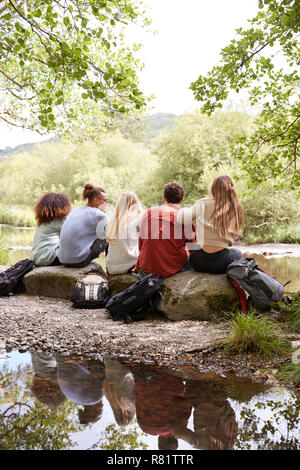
left=108, top=271, right=239, bottom=321
left=22, top=262, right=106, bottom=299
left=158, top=271, right=239, bottom=321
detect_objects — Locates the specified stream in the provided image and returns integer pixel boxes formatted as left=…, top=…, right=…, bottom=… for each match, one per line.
left=1, top=227, right=300, bottom=450
left=1, top=350, right=300, bottom=451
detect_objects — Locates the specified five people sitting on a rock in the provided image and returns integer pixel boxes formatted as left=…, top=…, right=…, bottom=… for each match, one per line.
left=30, top=175, right=244, bottom=276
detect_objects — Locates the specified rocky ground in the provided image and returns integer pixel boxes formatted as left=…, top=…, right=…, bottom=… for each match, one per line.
left=0, top=293, right=294, bottom=384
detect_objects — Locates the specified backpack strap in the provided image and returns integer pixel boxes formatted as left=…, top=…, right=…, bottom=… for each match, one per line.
left=227, top=275, right=247, bottom=314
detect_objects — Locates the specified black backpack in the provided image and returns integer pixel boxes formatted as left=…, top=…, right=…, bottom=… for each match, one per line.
left=0, top=259, right=34, bottom=296
left=71, top=271, right=110, bottom=309
left=106, top=273, right=164, bottom=323
left=227, top=257, right=286, bottom=312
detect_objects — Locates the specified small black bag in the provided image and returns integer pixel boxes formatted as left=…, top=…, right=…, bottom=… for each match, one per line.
left=0, top=259, right=34, bottom=296
left=106, top=273, right=164, bottom=323
left=71, top=271, right=110, bottom=309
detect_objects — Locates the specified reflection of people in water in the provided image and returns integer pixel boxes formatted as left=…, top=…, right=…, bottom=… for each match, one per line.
left=132, top=369, right=193, bottom=450
left=174, top=381, right=239, bottom=450
left=30, top=353, right=67, bottom=408
left=103, top=359, right=136, bottom=427
left=56, top=356, right=105, bottom=425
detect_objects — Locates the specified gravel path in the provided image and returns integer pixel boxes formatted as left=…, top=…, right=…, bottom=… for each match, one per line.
left=0, top=293, right=227, bottom=365
left=1, top=293, right=294, bottom=382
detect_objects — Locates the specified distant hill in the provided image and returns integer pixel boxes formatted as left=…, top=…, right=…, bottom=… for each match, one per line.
left=145, top=112, right=177, bottom=140
left=0, top=113, right=178, bottom=161
left=0, top=137, right=58, bottom=162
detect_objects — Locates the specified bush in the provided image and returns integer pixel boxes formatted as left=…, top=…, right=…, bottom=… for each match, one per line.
left=150, top=111, right=254, bottom=205
left=0, top=134, right=154, bottom=208
left=0, top=204, right=35, bottom=227
left=223, top=311, right=290, bottom=357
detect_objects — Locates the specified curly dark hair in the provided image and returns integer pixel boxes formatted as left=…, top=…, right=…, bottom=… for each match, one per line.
left=163, top=182, right=184, bottom=204
left=34, top=192, right=72, bottom=226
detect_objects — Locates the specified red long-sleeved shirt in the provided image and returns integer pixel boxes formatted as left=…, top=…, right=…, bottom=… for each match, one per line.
left=135, top=204, right=196, bottom=278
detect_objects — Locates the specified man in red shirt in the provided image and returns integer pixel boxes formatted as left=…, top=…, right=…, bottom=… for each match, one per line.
left=135, top=182, right=196, bottom=278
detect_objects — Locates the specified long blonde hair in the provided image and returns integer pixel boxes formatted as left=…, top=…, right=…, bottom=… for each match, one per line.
left=210, top=176, right=244, bottom=237
left=106, top=191, right=143, bottom=244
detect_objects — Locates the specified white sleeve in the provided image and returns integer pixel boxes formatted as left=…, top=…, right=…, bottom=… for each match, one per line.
left=177, top=201, right=204, bottom=224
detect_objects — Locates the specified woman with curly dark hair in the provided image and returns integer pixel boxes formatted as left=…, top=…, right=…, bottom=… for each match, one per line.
left=30, top=192, right=72, bottom=266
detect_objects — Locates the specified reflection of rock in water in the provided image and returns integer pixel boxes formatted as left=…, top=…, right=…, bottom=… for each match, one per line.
left=104, top=359, right=136, bottom=427
left=31, top=353, right=58, bottom=380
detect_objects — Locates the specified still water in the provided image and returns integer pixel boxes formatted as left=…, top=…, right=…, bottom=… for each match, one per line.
left=1, top=351, right=300, bottom=450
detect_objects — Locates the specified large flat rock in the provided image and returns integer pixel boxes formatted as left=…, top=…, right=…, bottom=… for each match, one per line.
left=107, top=271, right=239, bottom=321
left=0, top=264, right=239, bottom=320
left=158, top=271, right=239, bottom=321
left=22, top=262, right=106, bottom=299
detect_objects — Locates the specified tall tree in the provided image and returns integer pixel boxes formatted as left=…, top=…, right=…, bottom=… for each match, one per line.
left=190, top=0, right=300, bottom=191
left=0, top=0, right=149, bottom=136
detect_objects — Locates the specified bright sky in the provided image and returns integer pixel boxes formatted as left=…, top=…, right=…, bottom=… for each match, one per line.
left=0, top=0, right=259, bottom=150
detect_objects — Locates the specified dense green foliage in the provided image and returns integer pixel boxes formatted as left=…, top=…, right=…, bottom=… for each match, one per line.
left=190, top=0, right=300, bottom=191
left=149, top=111, right=255, bottom=204
left=0, top=133, right=155, bottom=208
left=278, top=361, right=300, bottom=383
left=149, top=111, right=300, bottom=241
left=0, top=0, right=149, bottom=135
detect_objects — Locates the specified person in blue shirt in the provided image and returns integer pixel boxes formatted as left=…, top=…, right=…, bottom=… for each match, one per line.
left=58, top=183, right=108, bottom=267
left=30, top=192, right=72, bottom=266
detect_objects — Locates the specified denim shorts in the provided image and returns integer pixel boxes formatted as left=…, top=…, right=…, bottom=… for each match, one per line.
left=189, top=247, right=242, bottom=275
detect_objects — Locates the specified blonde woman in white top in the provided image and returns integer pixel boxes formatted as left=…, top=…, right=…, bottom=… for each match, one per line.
left=105, top=191, right=144, bottom=275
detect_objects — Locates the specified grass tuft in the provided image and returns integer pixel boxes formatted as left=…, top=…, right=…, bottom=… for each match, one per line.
left=223, top=310, right=291, bottom=357
left=278, top=361, right=300, bottom=383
